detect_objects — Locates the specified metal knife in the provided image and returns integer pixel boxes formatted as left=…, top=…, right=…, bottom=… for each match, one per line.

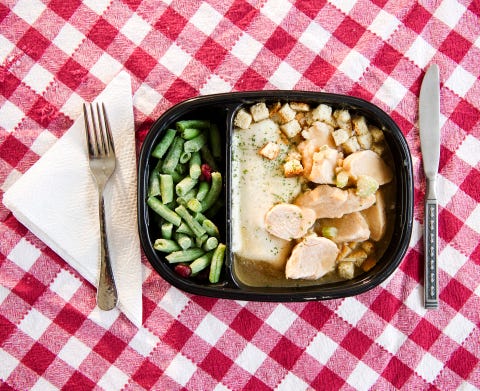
left=419, top=64, right=440, bottom=309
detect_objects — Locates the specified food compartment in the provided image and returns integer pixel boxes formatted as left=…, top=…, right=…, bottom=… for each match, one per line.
left=227, top=96, right=406, bottom=291
left=138, top=101, right=233, bottom=293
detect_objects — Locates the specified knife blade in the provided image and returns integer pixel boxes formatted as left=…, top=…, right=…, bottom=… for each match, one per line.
left=419, top=64, right=440, bottom=309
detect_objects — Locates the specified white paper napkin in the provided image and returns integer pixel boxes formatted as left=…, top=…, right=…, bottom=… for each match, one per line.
left=3, top=71, right=142, bottom=327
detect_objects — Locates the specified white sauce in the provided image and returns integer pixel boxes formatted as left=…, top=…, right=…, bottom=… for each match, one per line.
left=231, top=118, right=301, bottom=269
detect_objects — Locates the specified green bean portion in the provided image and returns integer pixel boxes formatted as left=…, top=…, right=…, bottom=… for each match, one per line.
left=146, top=120, right=227, bottom=283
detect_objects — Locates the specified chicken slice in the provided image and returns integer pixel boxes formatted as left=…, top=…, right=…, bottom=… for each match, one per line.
left=342, top=149, right=393, bottom=185
left=361, top=189, right=387, bottom=241
left=265, top=204, right=316, bottom=240
left=307, top=146, right=339, bottom=184
left=295, top=185, right=348, bottom=218
left=297, top=139, right=318, bottom=177
left=342, top=189, right=376, bottom=215
left=285, top=235, right=339, bottom=280
left=316, top=212, right=370, bottom=243
left=294, top=185, right=375, bottom=219
left=301, top=121, right=335, bottom=145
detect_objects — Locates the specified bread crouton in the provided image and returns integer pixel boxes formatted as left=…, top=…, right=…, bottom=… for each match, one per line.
left=259, top=142, right=280, bottom=160
left=289, top=102, right=310, bottom=112
left=284, top=159, right=303, bottom=177
left=342, top=136, right=360, bottom=154
left=332, top=128, right=350, bottom=146
left=337, top=261, right=355, bottom=279
left=369, top=125, right=384, bottom=142
left=352, top=115, right=369, bottom=135
left=312, top=104, right=335, bottom=126
left=234, top=108, right=252, bottom=129
left=357, top=132, right=373, bottom=150
left=250, top=102, right=269, bottom=122
left=280, top=119, right=302, bottom=138
left=371, top=143, right=385, bottom=156
left=277, top=103, right=296, bottom=124
left=333, top=109, right=352, bottom=132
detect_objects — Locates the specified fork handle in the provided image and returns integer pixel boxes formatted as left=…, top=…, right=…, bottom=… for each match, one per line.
left=97, top=193, right=118, bottom=310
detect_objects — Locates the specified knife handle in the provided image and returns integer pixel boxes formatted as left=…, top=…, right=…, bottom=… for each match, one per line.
left=424, top=198, right=438, bottom=309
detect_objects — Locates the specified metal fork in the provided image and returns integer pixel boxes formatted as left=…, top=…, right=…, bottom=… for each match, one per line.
left=83, top=102, right=118, bottom=311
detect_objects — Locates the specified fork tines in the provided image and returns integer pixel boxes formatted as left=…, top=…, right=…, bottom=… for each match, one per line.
left=83, top=102, right=115, bottom=157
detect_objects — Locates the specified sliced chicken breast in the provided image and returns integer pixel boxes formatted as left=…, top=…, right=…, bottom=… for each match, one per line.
left=298, top=121, right=336, bottom=177
left=342, top=189, right=376, bottom=215
left=308, top=147, right=339, bottom=184
left=301, top=121, right=335, bottom=145
left=316, top=212, right=370, bottom=243
left=361, top=189, right=387, bottom=241
left=265, top=203, right=316, bottom=240
left=285, top=235, right=339, bottom=280
left=342, top=149, right=393, bottom=185
left=294, top=185, right=375, bottom=219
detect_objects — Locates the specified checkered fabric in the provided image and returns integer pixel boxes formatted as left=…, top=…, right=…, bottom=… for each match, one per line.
left=1, top=0, right=479, bottom=390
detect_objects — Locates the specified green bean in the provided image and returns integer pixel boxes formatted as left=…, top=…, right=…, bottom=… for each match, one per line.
left=175, top=205, right=206, bottom=238
left=181, top=127, right=202, bottom=140
left=196, top=234, right=208, bottom=247
left=170, top=170, right=183, bottom=183
left=166, top=248, right=206, bottom=263
left=189, top=152, right=202, bottom=179
left=189, top=252, right=213, bottom=275
left=176, top=222, right=194, bottom=236
left=148, top=169, right=161, bottom=197
left=160, top=174, right=174, bottom=204
left=176, top=188, right=197, bottom=206
left=161, top=222, right=174, bottom=239
left=152, top=128, right=176, bottom=159
left=186, top=198, right=202, bottom=213
left=176, top=119, right=210, bottom=132
left=179, top=151, right=192, bottom=164
left=200, top=145, right=217, bottom=171
left=162, top=136, right=184, bottom=174
left=184, top=133, right=207, bottom=153
left=154, top=238, right=181, bottom=252
left=209, top=123, right=222, bottom=159
left=196, top=181, right=209, bottom=201
left=201, top=172, right=222, bottom=212
left=175, top=176, right=197, bottom=197
left=175, top=162, right=187, bottom=175
left=147, top=196, right=181, bottom=226
left=203, top=236, right=218, bottom=251
left=175, top=233, right=192, bottom=250
left=194, top=212, right=207, bottom=223
left=209, top=243, right=226, bottom=283
left=202, top=219, right=219, bottom=237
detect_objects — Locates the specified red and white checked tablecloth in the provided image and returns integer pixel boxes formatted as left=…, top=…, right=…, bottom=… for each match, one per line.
left=1, top=1, right=479, bottom=390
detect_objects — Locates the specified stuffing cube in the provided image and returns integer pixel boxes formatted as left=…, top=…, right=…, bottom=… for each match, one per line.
left=352, top=115, right=369, bottom=135
left=284, top=159, right=304, bottom=177
left=369, top=125, right=384, bottom=142
left=280, top=119, right=302, bottom=138
left=259, top=142, right=280, bottom=160
left=250, top=102, right=269, bottom=122
left=269, top=101, right=281, bottom=117
left=289, top=102, right=310, bottom=112
left=371, top=143, right=385, bottom=156
left=337, top=261, right=355, bottom=280
left=311, top=103, right=334, bottom=126
left=333, top=109, right=352, bottom=132
left=357, top=132, right=373, bottom=149
left=342, top=136, right=360, bottom=154
left=234, top=108, right=252, bottom=129
left=332, top=128, right=350, bottom=146
left=277, top=103, right=296, bottom=124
